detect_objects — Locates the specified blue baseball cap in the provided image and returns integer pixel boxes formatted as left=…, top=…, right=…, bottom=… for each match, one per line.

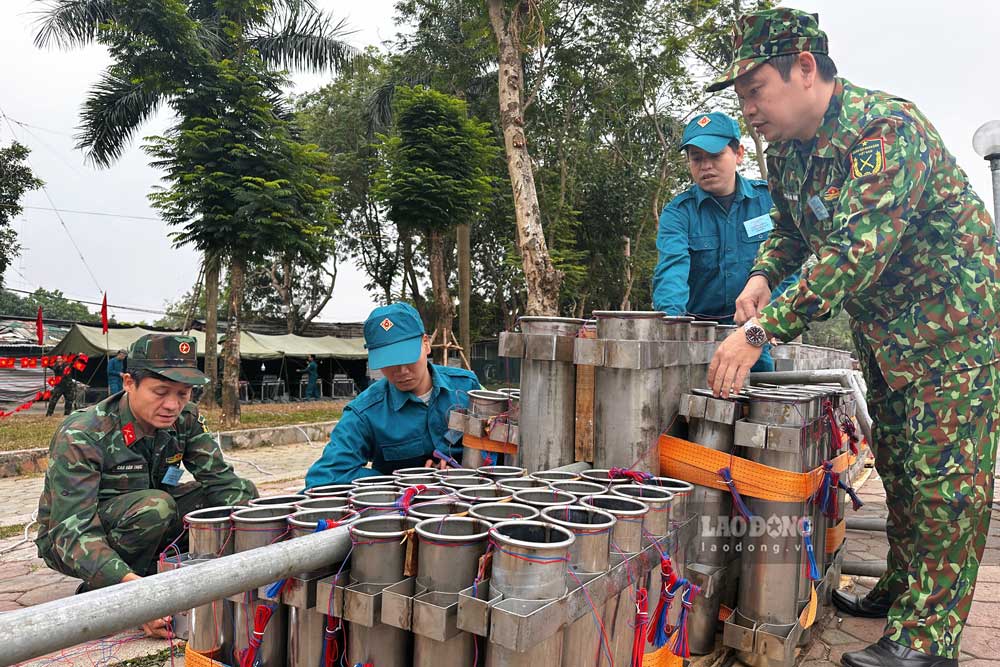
left=364, top=302, right=426, bottom=370
left=680, top=112, right=742, bottom=154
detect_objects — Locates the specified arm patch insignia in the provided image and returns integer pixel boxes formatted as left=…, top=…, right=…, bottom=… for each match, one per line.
left=850, top=138, right=886, bottom=178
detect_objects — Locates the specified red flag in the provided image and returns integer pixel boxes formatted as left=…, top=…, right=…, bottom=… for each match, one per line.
left=101, top=293, right=109, bottom=334
left=36, top=307, right=44, bottom=345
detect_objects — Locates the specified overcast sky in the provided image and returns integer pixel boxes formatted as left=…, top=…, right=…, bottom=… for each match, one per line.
left=2, top=1, right=999, bottom=324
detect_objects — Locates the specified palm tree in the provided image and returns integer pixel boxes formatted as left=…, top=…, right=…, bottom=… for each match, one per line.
left=34, top=0, right=354, bottom=422
left=34, top=0, right=355, bottom=167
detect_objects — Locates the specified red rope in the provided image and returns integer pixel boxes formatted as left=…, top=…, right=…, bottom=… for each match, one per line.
left=631, top=587, right=649, bottom=667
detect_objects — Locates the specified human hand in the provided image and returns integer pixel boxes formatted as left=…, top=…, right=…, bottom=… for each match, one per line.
left=707, top=332, right=764, bottom=398
left=734, top=275, right=772, bottom=325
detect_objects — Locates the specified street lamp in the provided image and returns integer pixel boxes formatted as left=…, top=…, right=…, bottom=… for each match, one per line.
left=972, top=120, right=1000, bottom=240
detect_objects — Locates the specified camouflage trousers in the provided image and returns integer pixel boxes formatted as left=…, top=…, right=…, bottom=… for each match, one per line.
left=46, top=483, right=207, bottom=591
left=862, top=352, right=998, bottom=658
left=45, top=380, right=75, bottom=417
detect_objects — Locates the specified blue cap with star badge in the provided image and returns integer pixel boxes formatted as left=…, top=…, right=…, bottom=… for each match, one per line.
left=364, top=302, right=427, bottom=370
left=680, top=111, right=742, bottom=154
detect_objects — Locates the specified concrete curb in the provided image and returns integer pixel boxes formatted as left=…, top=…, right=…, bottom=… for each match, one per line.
left=0, top=420, right=337, bottom=478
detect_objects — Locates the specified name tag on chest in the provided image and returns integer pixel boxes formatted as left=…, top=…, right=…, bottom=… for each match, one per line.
left=743, top=214, right=773, bottom=237
left=807, top=194, right=831, bottom=221
left=161, top=465, right=183, bottom=486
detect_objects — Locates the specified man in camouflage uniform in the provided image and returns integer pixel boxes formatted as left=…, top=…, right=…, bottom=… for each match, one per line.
left=36, top=334, right=256, bottom=636
left=706, top=8, right=998, bottom=667
left=45, top=357, right=76, bottom=417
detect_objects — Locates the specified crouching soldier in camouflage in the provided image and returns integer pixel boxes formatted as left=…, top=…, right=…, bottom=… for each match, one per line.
left=35, top=334, right=257, bottom=637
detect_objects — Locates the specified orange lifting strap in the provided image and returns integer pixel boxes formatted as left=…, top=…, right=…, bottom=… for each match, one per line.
left=826, top=518, right=847, bottom=554
left=462, top=433, right=518, bottom=456
left=658, top=434, right=855, bottom=503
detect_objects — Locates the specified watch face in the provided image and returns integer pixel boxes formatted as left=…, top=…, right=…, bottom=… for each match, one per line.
left=745, top=325, right=767, bottom=347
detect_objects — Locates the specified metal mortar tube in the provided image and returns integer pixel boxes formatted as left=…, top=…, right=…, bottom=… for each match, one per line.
left=304, top=484, right=354, bottom=498
left=441, top=475, right=493, bottom=490
left=732, top=391, right=815, bottom=665
left=511, top=488, right=576, bottom=511
left=353, top=474, right=399, bottom=487
left=609, top=484, right=674, bottom=656
left=183, top=507, right=236, bottom=660
left=457, top=485, right=515, bottom=504
left=407, top=500, right=472, bottom=521
left=346, top=516, right=418, bottom=667
left=497, top=478, right=550, bottom=492
left=349, top=490, right=403, bottom=517
left=464, top=390, right=513, bottom=468
left=688, top=321, right=718, bottom=400
left=348, top=485, right=396, bottom=497
left=579, top=468, right=630, bottom=486
left=413, top=517, right=492, bottom=667
left=231, top=506, right=294, bottom=667
left=249, top=494, right=307, bottom=508
left=517, top=317, right=585, bottom=471
left=486, top=521, right=575, bottom=667
left=435, top=468, right=480, bottom=481
left=541, top=505, right=617, bottom=667
left=581, top=494, right=650, bottom=666
left=478, top=465, right=526, bottom=481
left=286, top=509, right=359, bottom=667
left=395, top=474, right=441, bottom=488
left=593, top=311, right=665, bottom=474
left=410, top=486, right=454, bottom=504
left=530, top=470, right=579, bottom=483
left=468, top=502, right=539, bottom=524
left=662, top=315, right=694, bottom=402
left=395, top=466, right=439, bottom=477
left=549, top=480, right=607, bottom=500
left=294, top=497, right=349, bottom=511
left=683, top=389, right=745, bottom=654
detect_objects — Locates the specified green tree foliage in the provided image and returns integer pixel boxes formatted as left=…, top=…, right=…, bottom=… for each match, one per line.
left=36, top=0, right=351, bottom=422
left=373, top=86, right=498, bottom=348
left=0, top=288, right=98, bottom=322
left=0, top=142, right=43, bottom=289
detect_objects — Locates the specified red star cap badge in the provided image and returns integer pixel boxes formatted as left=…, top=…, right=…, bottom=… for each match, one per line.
left=697, top=115, right=711, bottom=127
left=380, top=318, right=394, bottom=331
left=179, top=342, right=191, bottom=354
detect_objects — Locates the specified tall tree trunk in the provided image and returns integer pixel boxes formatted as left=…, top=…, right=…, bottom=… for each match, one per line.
left=283, top=257, right=295, bottom=334
left=457, top=224, right=471, bottom=360
left=428, top=228, right=454, bottom=365
left=202, top=254, right=220, bottom=407
left=486, top=0, right=562, bottom=316
left=620, top=235, right=632, bottom=310
left=746, top=122, right=768, bottom=178
left=221, top=257, right=244, bottom=426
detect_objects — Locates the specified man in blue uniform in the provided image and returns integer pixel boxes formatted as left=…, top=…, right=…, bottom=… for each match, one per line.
left=304, top=303, right=481, bottom=486
left=107, top=349, right=126, bottom=395
left=301, top=354, right=320, bottom=400
left=653, top=111, right=796, bottom=371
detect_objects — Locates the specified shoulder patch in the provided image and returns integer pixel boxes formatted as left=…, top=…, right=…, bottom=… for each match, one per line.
left=850, top=138, right=886, bottom=178
left=197, top=414, right=207, bottom=427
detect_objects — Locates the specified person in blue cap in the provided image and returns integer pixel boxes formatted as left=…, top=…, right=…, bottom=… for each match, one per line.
left=652, top=110, right=797, bottom=371
left=304, top=302, right=481, bottom=485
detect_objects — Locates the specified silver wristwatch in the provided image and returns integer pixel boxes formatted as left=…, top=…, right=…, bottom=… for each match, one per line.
left=743, top=318, right=768, bottom=347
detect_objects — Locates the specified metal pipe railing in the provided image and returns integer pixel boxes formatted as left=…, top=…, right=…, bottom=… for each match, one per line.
left=748, top=369, right=872, bottom=446
left=0, top=525, right=351, bottom=666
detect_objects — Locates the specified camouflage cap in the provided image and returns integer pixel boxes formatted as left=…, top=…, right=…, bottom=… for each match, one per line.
left=707, top=8, right=828, bottom=92
left=128, top=334, right=209, bottom=385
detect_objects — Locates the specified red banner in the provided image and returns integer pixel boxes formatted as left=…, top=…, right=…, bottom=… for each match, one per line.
left=0, top=353, right=90, bottom=419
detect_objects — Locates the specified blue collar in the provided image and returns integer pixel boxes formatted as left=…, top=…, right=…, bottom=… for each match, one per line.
left=693, top=173, right=761, bottom=209
left=387, top=364, right=453, bottom=412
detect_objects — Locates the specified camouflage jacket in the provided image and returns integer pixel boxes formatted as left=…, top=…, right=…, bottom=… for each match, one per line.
left=35, top=393, right=255, bottom=586
left=754, top=78, right=1000, bottom=389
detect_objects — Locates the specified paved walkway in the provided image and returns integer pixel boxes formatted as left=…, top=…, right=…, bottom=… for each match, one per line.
left=2, top=443, right=998, bottom=666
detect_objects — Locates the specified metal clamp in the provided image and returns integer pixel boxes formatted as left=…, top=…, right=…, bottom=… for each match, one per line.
left=381, top=577, right=415, bottom=630
left=723, top=606, right=805, bottom=667
left=523, top=333, right=577, bottom=362
left=315, top=570, right=350, bottom=618
left=457, top=578, right=501, bottom=637
left=498, top=332, right=525, bottom=358
left=733, top=420, right=809, bottom=452
left=679, top=393, right=741, bottom=425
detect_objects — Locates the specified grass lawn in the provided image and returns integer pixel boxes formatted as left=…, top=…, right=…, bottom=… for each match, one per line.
left=0, top=401, right=345, bottom=453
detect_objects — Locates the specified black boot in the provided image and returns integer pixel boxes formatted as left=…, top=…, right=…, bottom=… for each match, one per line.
left=832, top=588, right=892, bottom=618
left=842, top=637, right=957, bottom=667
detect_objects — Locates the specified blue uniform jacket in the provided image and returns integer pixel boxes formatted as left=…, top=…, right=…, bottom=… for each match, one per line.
left=304, top=363, right=480, bottom=486
left=652, top=174, right=799, bottom=371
